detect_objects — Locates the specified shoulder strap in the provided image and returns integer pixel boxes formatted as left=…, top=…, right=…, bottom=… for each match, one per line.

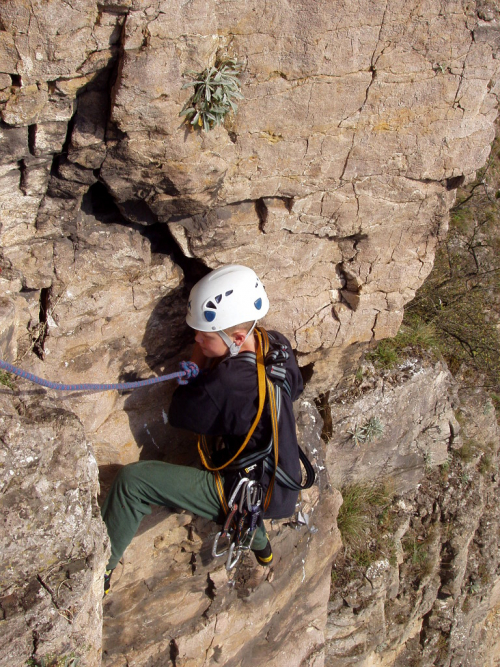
left=197, top=327, right=269, bottom=473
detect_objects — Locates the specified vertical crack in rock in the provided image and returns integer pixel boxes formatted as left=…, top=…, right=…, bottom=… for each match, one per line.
left=47, top=112, right=77, bottom=179
left=300, top=361, right=315, bottom=387
left=205, top=572, right=216, bottom=601
left=31, top=286, right=51, bottom=360
left=340, top=2, right=387, bottom=179
left=371, top=1, right=389, bottom=70
left=36, top=574, right=62, bottom=616
left=339, top=133, right=356, bottom=182
left=169, top=638, right=179, bottom=667
left=27, top=125, right=36, bottom=156
left=339, top=63, right=379, bottom=179
left=453, top=32, right=475, bottom=112
left=315, top=391, right=333, bottom=443
left=255, top=197, right=268, bottom=233
left=31, top=630, right=40, bottom=660
left=336, top=233, right=367, bottom=310
left=18, top=158, right=27, bottom=195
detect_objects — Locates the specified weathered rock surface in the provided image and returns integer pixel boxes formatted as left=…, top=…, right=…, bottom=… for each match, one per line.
left=322, top=359, right=458, bottom=493
left=1, top=1, right=500, bottom=666
left=99, top=398, right=339, bottom=667
left=0, top=392, right=108, bottom=667
left=322, top=359, right=500, bottom=667
left=0, top=0, right=498, bottom=469
left=1, top=1, right=500, bottom=403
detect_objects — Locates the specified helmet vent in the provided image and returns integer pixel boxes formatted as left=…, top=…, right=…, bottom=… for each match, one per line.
left=215, top=294, right=222, bottom=304
left=254, top=298, right=262, bottom=310
left=225, top=290, right=233, bottom=297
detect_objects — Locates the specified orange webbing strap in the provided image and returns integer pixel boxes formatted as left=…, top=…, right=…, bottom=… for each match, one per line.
left=263, top=375, right=279, bottom=511
left=214, top=470, right=229, bottom=515
left=197, top=328, right=269, bottom=476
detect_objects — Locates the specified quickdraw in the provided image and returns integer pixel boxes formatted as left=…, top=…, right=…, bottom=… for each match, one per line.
left=212, top=477, right=264, bottom=570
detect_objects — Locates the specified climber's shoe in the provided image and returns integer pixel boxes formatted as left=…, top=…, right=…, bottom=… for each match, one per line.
left=103, top=569, right=114, bottom=596
left=253, top=540, right=273, bottom=566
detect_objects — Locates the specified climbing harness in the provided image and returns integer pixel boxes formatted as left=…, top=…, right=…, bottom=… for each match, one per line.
left=0, top=358, right=199, bottom=392
left=202, top=327, right=316, bottom=570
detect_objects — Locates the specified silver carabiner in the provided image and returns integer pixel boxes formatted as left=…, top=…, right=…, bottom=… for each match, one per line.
left=212, top=530, right=232, bottom=558
left=228, top=477, right=250, bottom=508
left=249, top=482, right=262, bottom=509
left=243, top=479, right=256, bottom=511
left=226, top=541, right=242, bottom=570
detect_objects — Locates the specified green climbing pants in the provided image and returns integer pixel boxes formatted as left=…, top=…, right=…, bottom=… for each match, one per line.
left=101, top=460, right=268, bottom=570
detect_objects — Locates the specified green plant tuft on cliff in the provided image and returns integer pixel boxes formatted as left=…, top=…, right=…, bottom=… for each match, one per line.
left=179, top=58, right=243, bottom=132
left=337, top=481, right=395, bottom=552
left=348, top=416, right=384, bottom=447
left=0, top=370, right=14, bottom=389
left=366, top=339, right=400, bottom=368
left=366, top=315, right=438, bottom=370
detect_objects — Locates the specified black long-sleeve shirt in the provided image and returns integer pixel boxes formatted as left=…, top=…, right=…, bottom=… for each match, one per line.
left=168, top=330, right=303, bottom=519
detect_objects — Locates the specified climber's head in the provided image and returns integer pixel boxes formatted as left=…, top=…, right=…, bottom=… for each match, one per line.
left=186, top=265, right=269, bottom=356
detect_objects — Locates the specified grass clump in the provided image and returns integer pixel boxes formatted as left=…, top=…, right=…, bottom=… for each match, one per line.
left=479, top=453, right=493, bottom=475
left=366, top=316, right=438, bottom=370
left=402, top=534, right=434, bottom=579
left=404, top=537, right=429, bottom=568
left=337, top=481, right=395, bottom=553
left=366, top=340, right=400, bottom=369
left=453, top=438, right=477, bottom=463
left=0, top=370, right=15, bottom=389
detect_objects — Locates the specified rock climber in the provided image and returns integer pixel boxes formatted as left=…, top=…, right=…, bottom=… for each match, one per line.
left=101, top=264, right=312, bottom=594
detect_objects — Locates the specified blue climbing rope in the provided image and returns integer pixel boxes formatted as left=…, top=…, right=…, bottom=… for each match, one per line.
left=0, top=359, right=198, bottom=393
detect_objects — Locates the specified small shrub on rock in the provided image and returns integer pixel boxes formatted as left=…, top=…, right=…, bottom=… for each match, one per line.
left=180, top=58, right=243, bottom=132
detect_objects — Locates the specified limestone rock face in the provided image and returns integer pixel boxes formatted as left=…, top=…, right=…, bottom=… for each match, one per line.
left=1, top=1, right=500, bottom=666
left=0, top=393, right=108, bottom=667
left=96, top=397, right=340, bottom=667
left=322, top=361, right=500, bottom=667
left=322, top=359, right=458, bottom=492
left=1, top=1, right=499, bottom=399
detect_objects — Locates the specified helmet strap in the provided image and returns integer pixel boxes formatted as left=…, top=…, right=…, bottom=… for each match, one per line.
left=218, top=321, right=257, bottom=357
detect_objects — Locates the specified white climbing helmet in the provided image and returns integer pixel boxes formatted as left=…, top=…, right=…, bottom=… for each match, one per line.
left=186, top=265, right=269, bottom=354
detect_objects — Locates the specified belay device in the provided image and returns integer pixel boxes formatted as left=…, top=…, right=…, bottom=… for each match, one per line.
left=198, top=327, right=316, bottom=570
